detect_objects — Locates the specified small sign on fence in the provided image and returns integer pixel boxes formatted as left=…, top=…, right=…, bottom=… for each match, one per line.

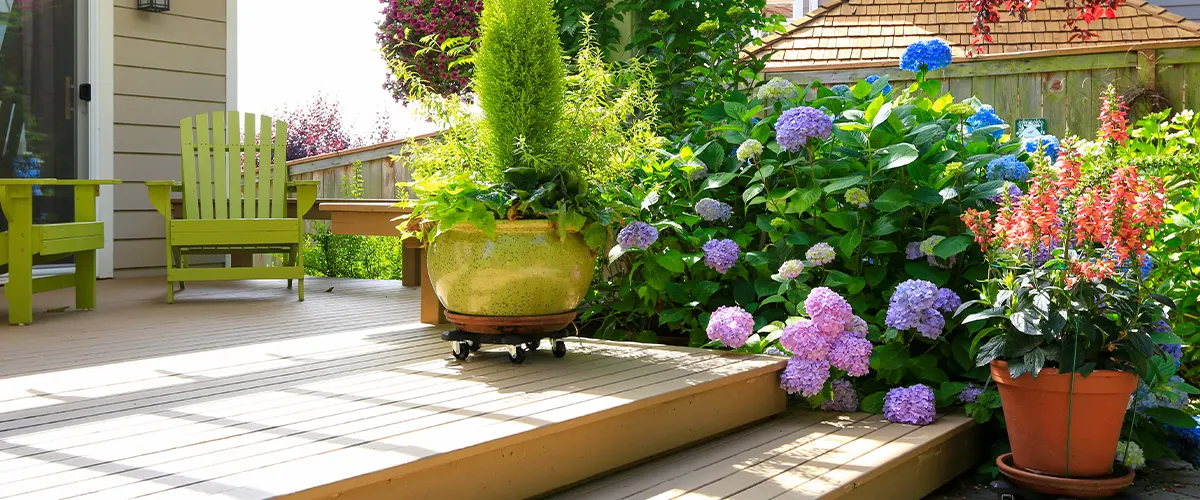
left=1014, top=118, right=1047, bottom=139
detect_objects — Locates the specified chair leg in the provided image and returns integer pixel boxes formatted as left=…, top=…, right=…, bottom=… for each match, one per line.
left=75, top=250, right=97, bottom=310
left=179, top=253, right=188, bottom=290
left=286, top=248, right=296, bottom=289
left=298, top=277, right=305, bottom=302
left=167, top=281, right=175, bottom=304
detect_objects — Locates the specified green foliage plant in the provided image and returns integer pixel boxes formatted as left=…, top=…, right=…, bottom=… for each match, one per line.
left=398, top=11, right=663, bottom=250
left=304, top=161, right=405, bottom=280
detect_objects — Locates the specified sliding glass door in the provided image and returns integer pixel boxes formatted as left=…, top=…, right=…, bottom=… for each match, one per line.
left=0, top=0, right=82, bottom=233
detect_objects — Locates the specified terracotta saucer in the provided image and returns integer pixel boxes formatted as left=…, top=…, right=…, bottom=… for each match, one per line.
left=444, top=310, right=577, bottom=335
left=997, top=453, right=1135, bottom=498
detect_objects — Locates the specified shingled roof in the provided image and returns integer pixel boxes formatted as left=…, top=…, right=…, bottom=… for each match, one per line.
left=752, top=0, right=1200, bottom=71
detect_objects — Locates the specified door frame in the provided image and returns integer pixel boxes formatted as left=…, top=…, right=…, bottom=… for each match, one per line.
left=86, top=0, right=114, bottom=279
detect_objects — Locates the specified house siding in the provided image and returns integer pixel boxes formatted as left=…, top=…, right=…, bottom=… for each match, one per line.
left=111, top=0, right=228, bottom=276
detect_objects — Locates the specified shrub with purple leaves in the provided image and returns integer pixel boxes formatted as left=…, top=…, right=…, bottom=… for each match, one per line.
left=884, top=384, right=937, bottom=425
left=959, top=384, right=983, bottom=403
left=778, top=259, right=805, bottom=280
left=781, top=357, right=831, bottom=397
left=695, top=198, right=733, bottom=222
left=806, top=242, right=836, bottom=267
left=617, top=221, right=658, bottom=250
left=706, top=305, right=754, bottom=348
left=781, top=319, right=831, bottom=360
left=805, top=287, right=855, bottom=336
left=829, top=333, right=872, bottom=376
left=820, top=379, right=859, bottom=412
left=899, top=39, right=953, bottom=73
left=775, top=107, right=833, bottom=153
left=702, top=239, right=740, bottom=274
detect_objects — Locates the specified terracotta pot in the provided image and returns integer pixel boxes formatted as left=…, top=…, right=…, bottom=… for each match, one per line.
left=991, top=360, right=1138, bottom=478
left=425, top=220, right=596, bottom=317
left=997, top=453, right=1134, bottom=498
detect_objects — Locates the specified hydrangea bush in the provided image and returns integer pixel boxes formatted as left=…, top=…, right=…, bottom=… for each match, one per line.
left=586, top=41, right=1030, bottom=411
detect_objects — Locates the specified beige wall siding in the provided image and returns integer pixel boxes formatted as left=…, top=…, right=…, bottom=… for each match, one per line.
left=113, top=0, right=228, bottom=275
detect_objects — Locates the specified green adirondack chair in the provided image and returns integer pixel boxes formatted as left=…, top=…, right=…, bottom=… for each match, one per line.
left=146, top=111, right=318, bottom=303
left=0, top=179, right=122, bottom=325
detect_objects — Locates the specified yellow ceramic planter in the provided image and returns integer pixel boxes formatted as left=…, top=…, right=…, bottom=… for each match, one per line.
left=425, top=220, right=596, bottom=317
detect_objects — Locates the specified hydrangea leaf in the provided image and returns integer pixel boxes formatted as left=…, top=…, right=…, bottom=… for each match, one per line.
left=700, top=172, right=738, bottom=191
left=821, top=212, right=858, bottom=231
left=823, top=175, right=864, bottom=193
left=932, top=235, right=972, bottom=258
left=656, top=250, right=686, bottom=274
left=839, top=229, right=862, bottom=257
left=872, top=189, right=911, bottom=212
left=861, top=392, right=887, bottom=414
left=878, top=143, right=918, bottom=170
left=1146, top=407, right=1199, bottom=428
left=743, top=184, right=765, bottom=204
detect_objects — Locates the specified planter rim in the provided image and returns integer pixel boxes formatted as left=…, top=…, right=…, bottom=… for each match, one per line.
left=442, top=219, right=558, bottom=235
left=990, top=360, right=1138, bottom=393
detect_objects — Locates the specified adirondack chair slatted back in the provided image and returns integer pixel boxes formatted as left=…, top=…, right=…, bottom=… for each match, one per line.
left=179, top=112, right=289, bottom=220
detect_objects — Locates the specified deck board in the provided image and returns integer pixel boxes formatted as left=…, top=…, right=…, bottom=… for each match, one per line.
left=0, top=278, right=786, bottom=499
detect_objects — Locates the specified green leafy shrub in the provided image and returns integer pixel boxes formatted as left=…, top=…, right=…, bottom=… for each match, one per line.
left=474, top=0, right=565, bottom=172
left=586, top=66, right=1020, bottom=409
left=303, top=161, right=405, bottom=280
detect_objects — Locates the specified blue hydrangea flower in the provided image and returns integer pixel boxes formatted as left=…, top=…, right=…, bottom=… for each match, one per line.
left=616, top=221, right=658, bottom=250
left=967, top=105, right=1005, bottom=139
left=986, top=155, right=1030, bottom=182
left=706, top=305, right=755, bottom=348
left=830, top=84, right=850, bottom=96
left=775, top=106, right=833, bottom=153
left=1024, top=134, right=1061, bottom=162
left=884, top=384, right=936, bottom=425
left=695, top=198, right=733, bottom=222
left=13, top=154, right=44, bottom=196
left=865, top=75, right=892, bottom=95
left=900, top=39, right=953, bottom=73
left=702, top=239, right=740, bottom=274
left=934, top=288, right=961, bottom=314
left=820, top=379, right=859, bottom=412
left=1168, top=415, right=1200, bottom=466
left=1161, top=343, right=1183, bottom=366
left=1140, top=254, right=1154, bottom=281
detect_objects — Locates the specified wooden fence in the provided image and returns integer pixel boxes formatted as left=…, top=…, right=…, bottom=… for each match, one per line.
left=287, top=132, right=438, bottom=199
left=767, top=42, right=1200, bottom=138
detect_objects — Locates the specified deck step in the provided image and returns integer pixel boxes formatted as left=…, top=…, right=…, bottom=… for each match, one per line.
left=548, top=410, right=980, bottom=500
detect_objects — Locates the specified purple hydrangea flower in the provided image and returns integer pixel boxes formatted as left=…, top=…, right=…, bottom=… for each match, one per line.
left=915, top=309, right=947, bottom=339
left=884, top=384, right=937, bottom=426
left=781, top=319, right=831, bottom=360
left=617, top=221, right=658, bottom=250
left=845, top=315, right=869, bottom=338
left=695, top=198, right=733, bottom=222
left=764, top=347, right=786, bottom=357
left=775, top=106, right=833, bottom=153
left=988, top=182, right=1024, bottom=204
left=778, top=259, right=806, bottom=280
left=905, top=242, right=924, bottom=260
left=1162, top=343, right=1184, bottom=365
left=886, top=280, right=938, bottom=327
left=702, top=239, right=740, bottom=274
left=781, top=357, right=831, bottom=397
left=829, top=333, right=873, bottom=376
left=820, top=379, right=859, bottom=412
left=805, top=287, right=854, bottom=337
left=934, top=288, right=962, bottom=314
left=706, top=305, right=754, bottom=348
left=806, top=242, right=836, bottom=267
left=959, top=384, right=984, bottom=404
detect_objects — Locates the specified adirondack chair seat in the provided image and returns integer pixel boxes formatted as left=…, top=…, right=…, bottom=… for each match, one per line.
left=0, top=179, right=121, bottom=325
left=147, top=111, right=319, bottom=304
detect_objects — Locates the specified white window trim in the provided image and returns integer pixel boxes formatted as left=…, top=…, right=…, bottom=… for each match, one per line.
left=88, top=0, right=115, bottom=279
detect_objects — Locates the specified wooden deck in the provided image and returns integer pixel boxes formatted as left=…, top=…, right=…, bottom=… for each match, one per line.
left=550, top=411, right=980, bottom=500
left=0, top=278, right=786, bottom=499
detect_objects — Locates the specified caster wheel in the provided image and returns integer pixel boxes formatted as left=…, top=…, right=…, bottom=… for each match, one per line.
left=526, top=339, right=541, bottom=352
left=467, top=340, right=481, bottom=352
left=552, top=340, right=567, bottom=358
left=508, top=345, right=527, bottom=364
left=451, top=341, right=471, bottom=361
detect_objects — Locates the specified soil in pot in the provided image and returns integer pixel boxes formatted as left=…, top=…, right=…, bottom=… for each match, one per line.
left=991, top=360, right=1138, bottom=478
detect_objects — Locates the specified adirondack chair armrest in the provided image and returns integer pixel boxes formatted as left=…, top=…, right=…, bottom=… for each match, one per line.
left=146, top=180, right=183, bottom=219
left=287, top=180, right=321, bottom=220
